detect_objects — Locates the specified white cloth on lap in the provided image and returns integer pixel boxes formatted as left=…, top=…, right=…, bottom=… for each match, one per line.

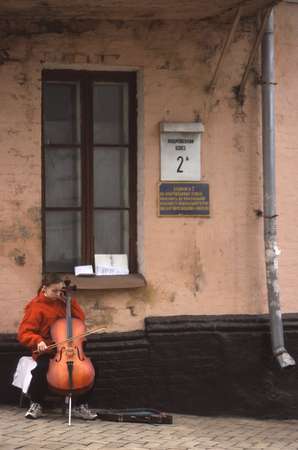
left=12, top=356, right=37, bottom=394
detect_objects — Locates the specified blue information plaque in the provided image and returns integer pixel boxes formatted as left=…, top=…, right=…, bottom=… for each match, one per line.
left=159, top=182, right=209, bottom=217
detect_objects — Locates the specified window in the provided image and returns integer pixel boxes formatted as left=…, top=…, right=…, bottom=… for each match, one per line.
left=42, top=70, right=137, bottom=274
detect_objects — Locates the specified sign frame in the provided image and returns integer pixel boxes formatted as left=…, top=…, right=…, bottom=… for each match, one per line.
left=158, top=181, right=210, bottom=218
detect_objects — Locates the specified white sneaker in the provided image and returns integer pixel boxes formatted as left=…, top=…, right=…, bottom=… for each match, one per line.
left=25, top=402, right=43, bottom=419
left=72, top=404, right=97, bottom=420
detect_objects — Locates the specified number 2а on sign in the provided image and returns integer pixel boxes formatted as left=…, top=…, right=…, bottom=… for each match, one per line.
left=160, top=131, right=202, bottom=181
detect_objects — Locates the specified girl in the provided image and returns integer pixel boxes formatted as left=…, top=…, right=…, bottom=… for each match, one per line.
left=18, top=273, right=97, bottom=420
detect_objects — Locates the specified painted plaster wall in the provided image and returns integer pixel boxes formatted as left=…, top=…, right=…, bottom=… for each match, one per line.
left=275, top=2, right=298, bottom=313
left=0, top=11, right=280, bottom=333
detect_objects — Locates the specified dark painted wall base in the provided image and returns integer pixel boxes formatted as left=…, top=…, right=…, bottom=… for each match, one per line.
left=2, top=314, right=298, bottom=419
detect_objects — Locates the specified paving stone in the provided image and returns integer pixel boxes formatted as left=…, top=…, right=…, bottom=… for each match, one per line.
left=1, top=406, right=298, bottom=450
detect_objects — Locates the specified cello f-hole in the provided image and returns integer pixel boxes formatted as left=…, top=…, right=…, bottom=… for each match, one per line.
left=55, top=346, right=65, bottom=362
left=76, top=346, right=85, bottom=362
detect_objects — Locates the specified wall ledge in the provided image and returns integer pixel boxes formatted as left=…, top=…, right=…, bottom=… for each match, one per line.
left=62, top=273, right=146, bottom=290
left=145, top=313, right=298, bottom=333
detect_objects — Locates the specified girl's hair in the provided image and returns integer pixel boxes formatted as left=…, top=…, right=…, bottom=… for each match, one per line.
left=38, top=273, right=64, bottom=294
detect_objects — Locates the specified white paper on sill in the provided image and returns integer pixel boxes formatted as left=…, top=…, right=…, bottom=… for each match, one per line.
left=95, top=254, right=129, bottom=276
left=74, top=265, right=94, bottom=276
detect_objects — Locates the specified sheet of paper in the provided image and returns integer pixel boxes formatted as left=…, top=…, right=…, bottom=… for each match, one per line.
left=74, top=265, right=94, bottom=276
left=95, top=254, right=129, bottom=276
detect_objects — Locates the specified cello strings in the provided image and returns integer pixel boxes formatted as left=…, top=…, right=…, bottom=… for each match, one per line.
left=33, top=326, right=107, bottom=354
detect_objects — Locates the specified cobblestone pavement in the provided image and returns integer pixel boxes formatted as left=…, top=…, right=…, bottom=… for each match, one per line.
left=1, top=405, right=298, bottom=450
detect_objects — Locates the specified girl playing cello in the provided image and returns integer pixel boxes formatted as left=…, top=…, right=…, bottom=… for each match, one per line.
left=18, top=273, right=97, bottom=420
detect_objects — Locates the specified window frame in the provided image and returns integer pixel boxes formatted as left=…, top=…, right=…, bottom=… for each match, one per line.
left=41, top=69, right=138, bottom=274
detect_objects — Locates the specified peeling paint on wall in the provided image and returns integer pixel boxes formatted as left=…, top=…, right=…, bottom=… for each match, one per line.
left=8, top=248, right=26, bottom=266
left=233, top=134, right=246, bottom=153
left=0, top=8, right=277, bottom=332
left=126, top=305, right=138, bottom=317
left=86, top=305, right=117, bottom=328
left=8, top=147, right=34, bottom=161
left=27, top=206, right=41, bottom=224
left=135, top=284, right=159, bottom=305
left=0, top=222, right=32, bottom=242
left=193, top=249, right=206, bottom=295
left=169, top=292, right=176, bottom=303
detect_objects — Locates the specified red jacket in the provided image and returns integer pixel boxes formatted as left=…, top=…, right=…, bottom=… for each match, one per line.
left=18, top=292, right=85, bottom=358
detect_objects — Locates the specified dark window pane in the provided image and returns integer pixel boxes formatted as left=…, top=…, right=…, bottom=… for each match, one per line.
left=44, top=82, right=80, bottom=144
left=45, top=148, right=81, bottom=208
left=94, top=210, right=129, bottom=255
left=45, top=211, right=81, bottom=272
left=93, top=83, right=128, bottom=145
left=93, top=147, right=129, bottom=208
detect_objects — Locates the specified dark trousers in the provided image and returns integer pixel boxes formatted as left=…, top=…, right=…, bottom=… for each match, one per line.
left=28, top=354, right=95, bottom=406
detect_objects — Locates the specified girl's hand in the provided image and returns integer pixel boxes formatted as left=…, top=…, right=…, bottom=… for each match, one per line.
left=37, top=341, right=48, bottom=353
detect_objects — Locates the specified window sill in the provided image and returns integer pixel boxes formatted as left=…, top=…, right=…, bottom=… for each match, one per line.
left=63, top=273, right=146, bottom=290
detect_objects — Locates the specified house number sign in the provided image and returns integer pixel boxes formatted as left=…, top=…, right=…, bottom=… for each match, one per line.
left=160, top=122, right=204, bottom=181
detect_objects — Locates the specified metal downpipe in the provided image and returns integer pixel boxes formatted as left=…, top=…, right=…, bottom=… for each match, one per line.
left=261, top=9, right=295, bottom=369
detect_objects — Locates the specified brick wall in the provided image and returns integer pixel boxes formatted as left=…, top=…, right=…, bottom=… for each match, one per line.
left=3, top=314, right=298, bottom=418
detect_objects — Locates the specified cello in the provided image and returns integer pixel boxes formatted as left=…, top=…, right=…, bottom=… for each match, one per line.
left=46, top=280, right=95, bottom=424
